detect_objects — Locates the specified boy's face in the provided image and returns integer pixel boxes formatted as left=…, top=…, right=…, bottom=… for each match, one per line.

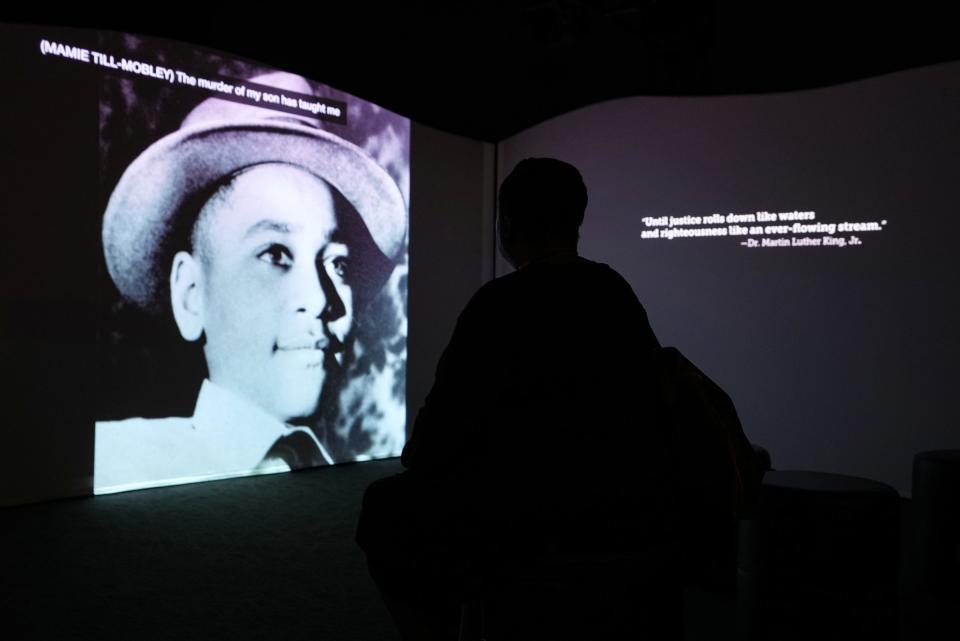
left=193, top=163, right=354, bottom=421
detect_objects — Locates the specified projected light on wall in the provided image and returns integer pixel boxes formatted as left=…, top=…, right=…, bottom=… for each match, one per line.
left=20, top=27, right=410, bottom=494
left=498, top=63, right=960, bottom=494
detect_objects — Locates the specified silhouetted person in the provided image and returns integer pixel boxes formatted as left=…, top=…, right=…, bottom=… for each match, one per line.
left=357, top=158, right=670, bottom=640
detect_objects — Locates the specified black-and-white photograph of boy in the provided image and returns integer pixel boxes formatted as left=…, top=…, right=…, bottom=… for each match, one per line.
left=94, top=39, right=409, bottom=494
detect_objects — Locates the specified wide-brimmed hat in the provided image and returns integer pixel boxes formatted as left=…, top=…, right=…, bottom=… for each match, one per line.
left=102, top=72, right=407, bottom=311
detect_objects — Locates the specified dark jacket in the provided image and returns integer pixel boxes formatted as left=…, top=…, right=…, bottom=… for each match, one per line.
left=402, top=256, right=670, bottom=555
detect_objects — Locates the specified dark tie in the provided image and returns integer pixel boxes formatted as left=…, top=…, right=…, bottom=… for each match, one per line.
left=264, top=430, right=327, bottom=469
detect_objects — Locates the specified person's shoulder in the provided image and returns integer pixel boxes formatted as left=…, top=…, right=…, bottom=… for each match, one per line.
left=465, top=270, right=522, bottom=307
left=95, top=415, right=196, bottom=465
left=96, top=415, right=194, bottom=439
left=94, top=415, right=197, bottom=493
left=576, top=256, right=625, bottom=279
left=554, top=257, right=638, bottom=295
left=484, top=268, right=525, bottom=290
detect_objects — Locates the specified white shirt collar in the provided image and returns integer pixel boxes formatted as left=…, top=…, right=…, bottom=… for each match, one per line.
left=192, top=379, right=333, bottom=472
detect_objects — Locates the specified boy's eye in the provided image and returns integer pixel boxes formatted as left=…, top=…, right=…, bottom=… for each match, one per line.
left=329, top=256, right=348, bottom=279
left=258, top=244, right=293, bottom=267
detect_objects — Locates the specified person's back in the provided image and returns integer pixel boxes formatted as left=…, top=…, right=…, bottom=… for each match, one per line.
left=358, top=157, right=669, bottom=640
left=402, top=254, right=666, bottom=555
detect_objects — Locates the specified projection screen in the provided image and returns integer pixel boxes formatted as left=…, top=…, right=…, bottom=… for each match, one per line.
left=0, top=24, right=410, bottom=495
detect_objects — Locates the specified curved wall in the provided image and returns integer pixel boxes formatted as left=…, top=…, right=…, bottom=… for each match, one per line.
left=499, top=62, right=960, bottom=495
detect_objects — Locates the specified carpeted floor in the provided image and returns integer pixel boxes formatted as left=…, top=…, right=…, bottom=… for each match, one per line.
left=2, top=461, right=952, bottom=640
left=3, top=459, right=405, bottom=641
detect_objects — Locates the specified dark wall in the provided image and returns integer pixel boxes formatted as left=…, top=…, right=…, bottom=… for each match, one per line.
left=407, top=123, right=494, bottom=435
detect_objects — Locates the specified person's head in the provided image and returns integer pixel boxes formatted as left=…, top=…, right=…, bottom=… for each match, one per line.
left=497, top=158, right=587, bottom=268
left=169, top=163, right=366, bottom=421
left=101, top=72, right=407, bottom=423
